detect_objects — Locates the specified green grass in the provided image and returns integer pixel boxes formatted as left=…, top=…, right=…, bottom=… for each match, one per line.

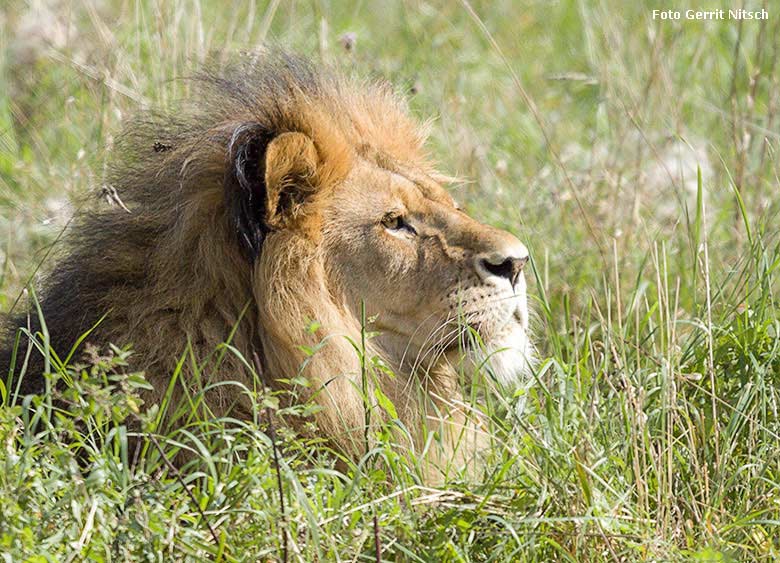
left=1, top=0, right=779, bottom=560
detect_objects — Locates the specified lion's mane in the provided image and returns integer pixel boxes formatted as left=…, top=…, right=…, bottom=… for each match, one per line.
left=1, top=51, right=481, bottom=467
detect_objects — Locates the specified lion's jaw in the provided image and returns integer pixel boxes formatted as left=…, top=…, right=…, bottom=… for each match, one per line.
left=449, top=266, right=533, bottom=389
left=370, top=274, right=533, bottom=390
left=461, top=308, right=534, bottom=389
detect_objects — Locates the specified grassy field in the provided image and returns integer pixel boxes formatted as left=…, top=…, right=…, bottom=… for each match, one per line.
left=1, top=0, right=779, bottom=561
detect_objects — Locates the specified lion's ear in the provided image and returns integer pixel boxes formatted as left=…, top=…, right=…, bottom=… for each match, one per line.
left=225, top=127, right=319, bottom=261
left=264, top=132, right=319, bottom=228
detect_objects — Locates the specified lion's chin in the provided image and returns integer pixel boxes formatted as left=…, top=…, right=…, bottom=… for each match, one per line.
left=466, top=320, right=534, bottom=389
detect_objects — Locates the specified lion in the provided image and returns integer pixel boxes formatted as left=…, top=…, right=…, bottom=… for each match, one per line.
left=0, top=51, right=532, bottom=476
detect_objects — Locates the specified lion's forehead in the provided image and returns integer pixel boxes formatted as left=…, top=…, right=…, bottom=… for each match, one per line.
left=388, top=173, right=451, bottom=213
left=334, top=160, right=453, bottom=212
left=387, top=168, right=454, bottom=207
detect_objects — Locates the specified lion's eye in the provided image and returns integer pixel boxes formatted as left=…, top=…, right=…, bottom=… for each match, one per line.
left=381, top=213, right=415, bottom=234
left=382, top=214, right=402, bottom=230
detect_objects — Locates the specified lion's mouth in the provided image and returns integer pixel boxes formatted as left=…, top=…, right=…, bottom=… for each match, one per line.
left=437, top=308, right=532, bottom=388
left=441, top=307, right=526, bottom=353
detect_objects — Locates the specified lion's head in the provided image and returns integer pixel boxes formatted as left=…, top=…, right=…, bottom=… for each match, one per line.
left=321, top=151, right=531, bottom=387
left=1, top=51, right=532, bottom=468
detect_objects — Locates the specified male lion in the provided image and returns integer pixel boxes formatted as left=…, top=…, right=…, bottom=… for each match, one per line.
left=1, top=52, right=532, bottom=475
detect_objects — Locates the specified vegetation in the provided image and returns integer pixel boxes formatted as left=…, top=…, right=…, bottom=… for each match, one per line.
left=1, top=0, right=778, bottom=560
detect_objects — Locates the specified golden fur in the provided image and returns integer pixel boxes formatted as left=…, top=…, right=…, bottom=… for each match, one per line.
left=1, top=51, right=532, bottom=477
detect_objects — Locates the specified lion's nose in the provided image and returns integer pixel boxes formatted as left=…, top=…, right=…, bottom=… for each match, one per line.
left=476, top=245, right=529, bottom=287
